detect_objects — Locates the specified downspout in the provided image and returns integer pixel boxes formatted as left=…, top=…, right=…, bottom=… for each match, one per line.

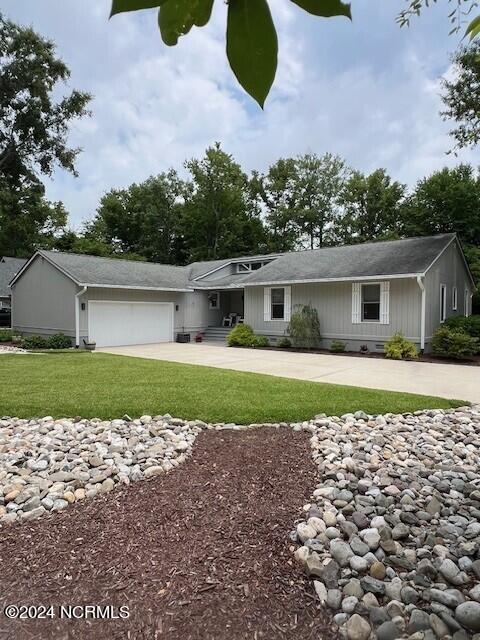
left=75, top=287, right=87, bottom=348
left=416, top=276, right=426, bottom=353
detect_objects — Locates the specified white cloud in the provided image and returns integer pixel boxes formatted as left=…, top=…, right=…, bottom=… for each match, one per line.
left=2, top=0, right=479, bottom=228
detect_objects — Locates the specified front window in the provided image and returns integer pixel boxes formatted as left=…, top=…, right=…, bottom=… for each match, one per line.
left=452, top=286, right=458, bottom=311
left=361, top=284, right=380, bottom=321
left=465, top=288, right=470, bottom=317
left=271, top=288, right=285, bottom=319
left=440, top=284, right=447, bottom=322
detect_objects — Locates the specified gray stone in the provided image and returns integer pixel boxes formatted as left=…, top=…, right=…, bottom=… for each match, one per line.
left=330, top=539, right=354, bottom=567
left=376, top=621, right=402, bottom=640
left=327, top=589, right=342, bottom=610
left=346, top=614, right=371, bottom=640
left=342, top=595, right=358, bottom=613
left=408, top=609, right=432, bottom=633
left=455, top=602, right=480, bottom=632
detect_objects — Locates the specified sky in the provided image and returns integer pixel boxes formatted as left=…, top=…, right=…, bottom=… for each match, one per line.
left=2, top=0, right=479, bottom=229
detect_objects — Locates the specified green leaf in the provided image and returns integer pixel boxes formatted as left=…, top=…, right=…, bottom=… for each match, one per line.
left=290, top=0, right=351, bottom=19
left=110, top=0, right=162, bottom=17
left=466, top=14, right=480, bottom=40
left=158, top=0, right=214, bottom=46
left=227, top=0, right=278, bottom=108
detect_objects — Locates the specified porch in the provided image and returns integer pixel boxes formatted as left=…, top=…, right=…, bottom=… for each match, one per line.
left=207, top=289, right=244, bottom=329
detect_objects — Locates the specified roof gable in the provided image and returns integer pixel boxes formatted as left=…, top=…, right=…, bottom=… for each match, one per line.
left=0, top=257, right=28, bottom=297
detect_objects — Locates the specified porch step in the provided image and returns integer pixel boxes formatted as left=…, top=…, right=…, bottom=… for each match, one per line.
left=202, top=326, right=231, bottom=343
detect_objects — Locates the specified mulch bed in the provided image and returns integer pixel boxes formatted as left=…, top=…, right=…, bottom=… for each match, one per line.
left=0, top=427, right=335, bottom=640
left=256, top=345, right=480, bottom=366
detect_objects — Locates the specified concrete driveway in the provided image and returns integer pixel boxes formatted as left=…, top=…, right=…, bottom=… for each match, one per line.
left=98, top=343, right=480, bottom=403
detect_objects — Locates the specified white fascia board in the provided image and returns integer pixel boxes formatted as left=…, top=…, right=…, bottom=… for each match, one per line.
left=83, top=283, right=192, bottom=292
left=243, top=273, right=421, bottom=287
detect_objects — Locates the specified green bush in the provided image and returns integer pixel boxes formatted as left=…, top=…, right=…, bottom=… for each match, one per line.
left=288, top=304, right=321, bottom=349
left=227, top=324, right=255, bottom=347
left=47, top=333, right=72, bottom=349
left=252, top=335, right=269, bottom=347
left=384, top=333, right=418, bottom=360
left=23, top=335, right=49, bottom=349
left=431, top=326, right=479, bottom=359
left=330, top=340, right=346, bottom=353
left=0, top=329, right=13, bottom=343
left=445, top=315, right=480, bottom=341
left=277, top=337, right=291, bottom=348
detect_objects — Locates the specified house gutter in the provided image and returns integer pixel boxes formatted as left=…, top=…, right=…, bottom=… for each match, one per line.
left=75, top=286, right=87, bottom=348
left=416, top=276, right=426, bottom=353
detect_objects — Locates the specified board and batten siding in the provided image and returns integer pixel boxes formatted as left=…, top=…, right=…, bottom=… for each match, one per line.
left=423, top=238, right=473, bottom=339
left=11, top=255, right=78, bottom=337
left=244, top=278, right=422, bottom=344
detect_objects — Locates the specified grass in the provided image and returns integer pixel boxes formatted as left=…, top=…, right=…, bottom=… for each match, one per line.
left=0, top=352, right=464, bottom=424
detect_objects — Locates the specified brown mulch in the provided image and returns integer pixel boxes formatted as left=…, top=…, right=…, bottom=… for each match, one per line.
left=0, top=427, right=335, bottom=640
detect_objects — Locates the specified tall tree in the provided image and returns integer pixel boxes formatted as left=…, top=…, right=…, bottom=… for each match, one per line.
left=89, top=171, right=186, bottom=264
left=294, top=153, right=348, bottom=249
left=251, top=158, right=299, bottom=252
left=0, top=177, right=67, bottom=257
left=335, top=169, right=406, bottom=244
left=182, top=144, right=266, bottom=261
left=0, top=14, right=90, bottom=256
left=441, top=42, right=480, bottom=152
left=402, top=165, right=480, bottom=245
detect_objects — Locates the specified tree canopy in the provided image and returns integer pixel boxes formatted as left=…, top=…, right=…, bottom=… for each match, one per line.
left=0, top=14, right=90, bottom=256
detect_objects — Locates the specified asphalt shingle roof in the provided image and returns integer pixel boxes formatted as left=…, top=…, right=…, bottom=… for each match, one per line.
left=37, top=251, right=191, bottom=290
left=0, top=257, right=27, bottom=297
left=12, top=234, right=460, bottom=291
left=241, top=234, right=457, bottom=285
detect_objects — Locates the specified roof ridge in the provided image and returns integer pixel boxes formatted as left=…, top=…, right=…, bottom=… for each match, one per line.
left=40, top=249, right=188, bottom=271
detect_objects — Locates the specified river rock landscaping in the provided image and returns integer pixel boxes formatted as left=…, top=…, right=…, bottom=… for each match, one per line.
left=292, top=405, right=480, bottom=640
left=0, top=415, right=201, bottom=525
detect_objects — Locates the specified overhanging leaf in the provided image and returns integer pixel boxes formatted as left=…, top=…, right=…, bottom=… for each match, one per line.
left=290, top=0, right=351, bottom=19
left=158, top=0, right=214, bottom=46
left=110, top=0, right=162, bottom=17
left=465, top=15, right=480, bottom=40
left=226, top=0, right=278, bottom=108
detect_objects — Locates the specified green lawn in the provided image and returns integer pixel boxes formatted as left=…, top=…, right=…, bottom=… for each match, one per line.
left=0, top=353, right=464, bottom=423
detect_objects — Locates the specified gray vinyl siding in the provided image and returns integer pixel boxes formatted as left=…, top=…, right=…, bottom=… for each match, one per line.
left=196, top=264, right=235, bottom=282
left=12, top=255, right=78, bottom=338
left=424, top=239, right=473, bottom=339
left=245, top=278, right=422, bottom=348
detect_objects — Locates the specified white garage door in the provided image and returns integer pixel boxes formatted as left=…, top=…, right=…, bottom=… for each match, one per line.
left=88, top=301, right=174, bottom=347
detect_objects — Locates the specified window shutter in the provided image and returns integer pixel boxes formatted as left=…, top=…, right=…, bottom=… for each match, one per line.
left=380, top=281, right=390, bottom=324
left=284, top=286, right=292, bottom=322
left=264, top=287, right=271, bottom=321
left=352, top=283, right=360, bottom=324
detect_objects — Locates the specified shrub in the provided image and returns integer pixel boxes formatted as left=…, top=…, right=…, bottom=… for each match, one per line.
left=23, top=334, right=49, bottom=349
left=288, top=304, right=321, bottom=349
left=0, top=329, right=13, bottom=343
left=47, top=333, right=72, bottom=349
left=330, top=340, right=346, bottom=353
left=384, top=333, right=418, bottom=360
left=252, top=335, right=269, bottom=347
left=277, top=337, right=291, bottom=348
left=431, top=326, right=479, bottom=359
left=227, top=324, right=255, bottom=347
left=445, top=315, right=480, bottom=341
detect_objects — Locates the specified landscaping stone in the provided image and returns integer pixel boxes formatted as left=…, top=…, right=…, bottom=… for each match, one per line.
left=0, top=415, right=201, bottom=526
left=292, top=405, right=480, bottom=640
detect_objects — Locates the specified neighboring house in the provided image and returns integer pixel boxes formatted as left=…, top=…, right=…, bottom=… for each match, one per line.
left=10, top=233, right=475, bottom=352
left=0, top=257, right=27, bottom=327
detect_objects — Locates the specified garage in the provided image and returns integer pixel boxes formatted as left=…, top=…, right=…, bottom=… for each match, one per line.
left=88, top=301, right=174, bottom=348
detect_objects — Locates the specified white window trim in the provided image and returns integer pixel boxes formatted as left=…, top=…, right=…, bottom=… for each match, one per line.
left=452, top=286, right=458, bottom=311
left=263, top=286, right=291, bottom=322
left=440, top=284, right=447, bottom=323
left=208, top=291, right=220, bottom=309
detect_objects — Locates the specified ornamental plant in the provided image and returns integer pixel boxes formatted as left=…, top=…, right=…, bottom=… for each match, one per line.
left=384, top=333, right=418, bottom=360
left=287, top=304, right=321, bottom=349
left=431, top=326, right=479, bottom=359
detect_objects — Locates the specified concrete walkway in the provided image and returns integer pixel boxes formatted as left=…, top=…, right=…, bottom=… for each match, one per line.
left=99, top=343, right=480, bottom=403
